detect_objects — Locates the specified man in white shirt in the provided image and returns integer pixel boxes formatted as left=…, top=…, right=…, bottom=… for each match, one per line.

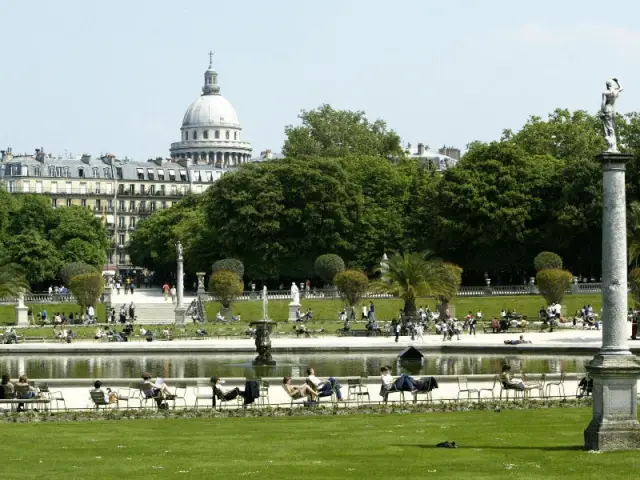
left=306, top=368, right=342, bottom=400
left=88, top=305, right=95, bottom=322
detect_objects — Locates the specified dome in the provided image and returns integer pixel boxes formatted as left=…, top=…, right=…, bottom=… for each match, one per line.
left=182, top=95, right=240, bottom=128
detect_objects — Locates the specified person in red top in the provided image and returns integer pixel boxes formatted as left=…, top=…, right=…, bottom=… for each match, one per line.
left=162, top=282, right=170, bottom=302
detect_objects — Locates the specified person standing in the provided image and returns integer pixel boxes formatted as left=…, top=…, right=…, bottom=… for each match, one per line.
left=170, top=285, right=177, bottom=304
left=128, top=302, right=135, bottom=321
left=362, top=303, right=369, bottom=321
left=468, top=316, right=477, bottom=336
left=369, top=302, right=376, bottom=322
left=394, top=321, right=400, bottom=343
left=162, top=282, right=170, bottom=301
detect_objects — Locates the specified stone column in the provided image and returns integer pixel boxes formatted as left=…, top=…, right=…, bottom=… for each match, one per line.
left=174, top=243, right=186, bottom=329
left=584, top=152, right=640, bottom=451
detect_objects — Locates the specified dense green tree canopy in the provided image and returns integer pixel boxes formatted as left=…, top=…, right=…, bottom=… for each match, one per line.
left=283, top=104, right=404, bottom=159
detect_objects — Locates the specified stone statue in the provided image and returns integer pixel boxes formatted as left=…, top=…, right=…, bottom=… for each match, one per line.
left=600, top=78, right=623, bottom=152
left=262, top=285, right=269, bottom=320
left=17, top=289, right=25, bottom=308
left=291, top=282, right=300, bottom=304
left=176, top=241, right=183, bottom=261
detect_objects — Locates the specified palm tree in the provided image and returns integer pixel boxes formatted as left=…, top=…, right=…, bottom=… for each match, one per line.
left=373, top=251, right=462, bottom=318
left=0, top=258, right=29, bottom=298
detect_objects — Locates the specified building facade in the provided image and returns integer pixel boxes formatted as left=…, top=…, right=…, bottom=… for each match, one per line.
left=1, top=149, right=225, bottom=275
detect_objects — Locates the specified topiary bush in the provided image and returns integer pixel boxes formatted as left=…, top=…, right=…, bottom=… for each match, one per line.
left=59, top=262, right=98, bottom=286
left=209, top=270, right=243, bottom=308
left=314, top=254, right=345, bottom=284
left=211, top=259, right=244, bottom=280
left=534, top=251, right=563, bottom=272
left=536, top=268, right=573, bottom=305
left=334, top=269, right=369, bottom=307
left=69, top=272, right=104, bottom=310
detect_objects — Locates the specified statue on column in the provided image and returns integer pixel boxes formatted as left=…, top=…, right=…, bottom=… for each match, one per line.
left=600, top=78, right=623, bottom=152
left=176, top=241, right=183, bottom=261
left=290, top=282, right=300, bottom=304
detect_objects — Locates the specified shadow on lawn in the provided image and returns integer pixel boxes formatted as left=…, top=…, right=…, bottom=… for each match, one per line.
left=393, top=444, right=584, bottom=452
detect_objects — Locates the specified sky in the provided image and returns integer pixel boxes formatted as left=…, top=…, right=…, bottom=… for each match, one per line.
left=1, top=0, right=640, bottom=160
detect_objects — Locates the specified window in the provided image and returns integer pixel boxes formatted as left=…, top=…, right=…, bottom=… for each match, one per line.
left=147, top=168, right=154, bottom=180
left=129, top=200, right=135, bottom=212
left=179, top=169, right=187, bottom=181
left=119, top=234, right=125, bottom=246
left=79, top=182, right=87, bottom=194
left=81, top=199, right=87, bottom=207
left=161, top=200, right=167, bottom=209
left=192, top=131, right=197, bottom=140
left=139, top=201, right=146, bottom=212
left=234, top=132, right=237, bottom=140
left=116, top=168, right=123, bottom=180
left=95, top=182, right=101, bottom=194
left=92, top=167, right=99, bottom=178
left=106, top=183, right=113, bottom=194
left=66, top=199, right=72, bottom=207
left=108, top=252, right=113, bottom=264
left=48, top=166, right=56, bottom=177
left=203, top=130, right=209, bottom=139
left=206, top=171, right=213, bottom=182
left=180, top=185, right=187, bottom=195
left=119, top=253, right=125, bottom=263
left=96, top=199, right=101, bottom=211
left=118, top=216, right=125, bottom=227
left=52, top=198, right=57, bottom=208
left=160, top=185, right=165, bottom=195
left=192, top=171, right=201, bottom=182
left=33, top=166, right=42, bottom=176
left=118, top=184, right=125, bottom=194
left=184, top=131, right=188, bottom=140
left=119, top=200, right=125, bottom=211
left=140, top=184, right=146, bottom=195
left=129, top=184, right=135, bottom=194
left=196, top=185, right=203, bottom=194
left=64, top=167, right=70, bottom=177
left=35, top=181, right=42, bottom=193
left=215, top=130, right=220, bottom=139
left=170, top=185, right=178, bottom=196
left=78, top=168, right=85, bottom=178
left=225, top=131, right=230, bottom=139
left=150, top=185, right=155, bottom=195
left=22, top=181, right=30, bottom=193
left=107, top=199, right=113, bottom=210
left=168, top=169, right=176, bottom=180
left=104, top=167, right=113, bottom=179
left=51, top=182, right=58, bottom=194
left=157, top=169, right=165, bottom=180
left=150, top=201, right=156, bottom=212
left=136, top=168, right=144, bottom=180
left=65, top=182, right=72, bottom=194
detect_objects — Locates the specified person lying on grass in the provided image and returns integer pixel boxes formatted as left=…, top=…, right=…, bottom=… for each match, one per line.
left=282, top=376, right=318, bottom=401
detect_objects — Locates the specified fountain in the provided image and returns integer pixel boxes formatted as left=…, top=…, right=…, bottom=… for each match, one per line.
left=250, top=286, right=277, bottom=366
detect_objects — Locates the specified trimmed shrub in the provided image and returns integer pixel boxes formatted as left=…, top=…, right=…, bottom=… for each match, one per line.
left=314, top=254, right=345, bottom=283
left=334, top=269, right=369, bottom=307
left=59, top=262, right=97, bottom=286
left=209, top=270, right=243, bottom=308
left=536, top=268, right=573, bottom=305
left=211, top=259, right=244, bottom=280
left=69, top=272, right=104, bottom=310
left=534, top=252, right=563, bottom=272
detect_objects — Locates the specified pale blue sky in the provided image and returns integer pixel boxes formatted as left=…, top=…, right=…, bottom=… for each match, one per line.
left=1, top=0, right=639, bottom=160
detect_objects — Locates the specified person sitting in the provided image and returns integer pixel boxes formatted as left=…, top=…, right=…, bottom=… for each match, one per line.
left=504, top=335, right=532, bottom=345
left=282, top=376, right=318, bottom=402
left=216, top=311, right=225, bottom=322
left=305, top=368, right=343, bottom=400
left=162, top=327, right=172, bottom=340
left=302, top=309, right=314, bottom=322
left=140, top=372, right=174, bottom=408
left=95, top=327, right=104, bottom=340
left=91, top=380, right=119, bottom=407
left=498, top=365, right=533, bottom=391
left=210, top=376, right=244, bottom=405
left=15, top=374, right=38, bottom=411
left=490, top=318, right=499, bottom=333
left=294, top=324, right=308, bottom=338
left=380, top=366, right=418, bottom=396
left=1, top=373, right=15, bottom=399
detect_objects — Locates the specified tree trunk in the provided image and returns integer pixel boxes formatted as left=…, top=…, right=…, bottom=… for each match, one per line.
left=403, top=299, right=417, bottom=319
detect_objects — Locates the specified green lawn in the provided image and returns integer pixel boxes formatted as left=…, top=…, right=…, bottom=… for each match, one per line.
left=3, top=409, right=640, bottom=479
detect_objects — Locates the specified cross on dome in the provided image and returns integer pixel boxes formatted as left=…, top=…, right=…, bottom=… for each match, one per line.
left=208, top=50, right=215, bottom=68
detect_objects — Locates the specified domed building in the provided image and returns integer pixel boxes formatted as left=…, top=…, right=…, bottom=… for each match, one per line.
left=170, top=54, right=252, bottom=167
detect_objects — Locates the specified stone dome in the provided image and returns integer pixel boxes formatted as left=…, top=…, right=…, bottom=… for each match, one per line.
left=182, top=94, right=240, bottom=128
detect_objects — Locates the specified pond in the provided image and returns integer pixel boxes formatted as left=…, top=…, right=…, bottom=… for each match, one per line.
left=0, top=352, right=596, bottom=380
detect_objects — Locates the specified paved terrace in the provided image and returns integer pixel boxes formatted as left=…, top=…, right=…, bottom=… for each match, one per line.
left=0, top=328, right=638, bottom=355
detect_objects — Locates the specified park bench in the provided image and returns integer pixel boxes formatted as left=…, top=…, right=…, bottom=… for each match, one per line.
left=0, top=398, right=51, bottom=411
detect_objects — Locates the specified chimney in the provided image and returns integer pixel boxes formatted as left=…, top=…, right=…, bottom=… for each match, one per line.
left=81, top=154, right=91, bottom=164
left=417, top=143, right=425, bottom=155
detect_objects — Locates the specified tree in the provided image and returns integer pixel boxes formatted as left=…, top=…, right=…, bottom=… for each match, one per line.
left=434, top=263, right=463, bottom=320
left=283, top=104, right=404, bottom=159
left=59, top=262, right=98, bottom=286
left=5, top=232, right=61, bottom=285
left=534, top=252, right=563, bottom=272
left=0, top=257, right=29, bottom=297
left=212, top=259, right=244, bottom=280
left=536, top=269, right=573, bottom=305
left=374, top=251, right=461, bottom=317
left=208, top=270, right=243, bottom=309
left=69, top=272, right=104, bottom=310
left=334, top=269, right=369, bottom=307
left=629, top=268, right=640, bottom=307
left=314, top=254, right=345, bottom=284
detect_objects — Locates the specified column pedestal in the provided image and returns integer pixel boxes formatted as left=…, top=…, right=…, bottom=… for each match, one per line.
left=16, top=306, right=29, bottom=327
left=196, top=272, right=206, bottom=302
left=174, top=306, right=187, bottom=329
left=288, top=302, right=301, bottom=322
left=584, top=354, right=640, bottom=451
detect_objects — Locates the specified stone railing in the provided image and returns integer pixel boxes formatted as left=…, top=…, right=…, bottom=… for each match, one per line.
left=0, top=292, right=77, bottom=305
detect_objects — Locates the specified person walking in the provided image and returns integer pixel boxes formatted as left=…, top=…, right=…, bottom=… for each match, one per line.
left=163, top=282, right=170, bottom=302
left=394, top=321, right=400, bottom=343
left=170, top=285, right=177, bottom=304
